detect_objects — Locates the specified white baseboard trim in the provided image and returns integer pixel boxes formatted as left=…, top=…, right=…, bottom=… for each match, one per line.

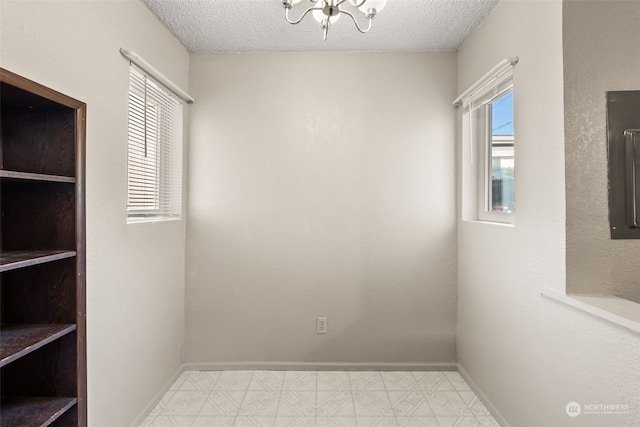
left=129, top=364, right=185, bottom=427
left=184, top=361, right=457, bottom=372
left=457, top=363, right=511, bottom=427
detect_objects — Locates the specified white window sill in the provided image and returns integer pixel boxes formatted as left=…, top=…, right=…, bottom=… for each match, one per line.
left=462, top=219, right=515, bottom=228
left=541, top=287, right=640, bottom=333
left=127, top=216, right=181, bottom=225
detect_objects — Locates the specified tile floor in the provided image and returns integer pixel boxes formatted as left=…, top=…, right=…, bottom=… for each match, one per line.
left=140, top=370, right=500, bottom=427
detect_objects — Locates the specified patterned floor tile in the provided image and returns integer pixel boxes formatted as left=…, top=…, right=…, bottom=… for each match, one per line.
left=435, top=417, right=481, bottom=427
left=456, top=391, right=490, bottom=416
left=198, top=391, right=245, bottom=416
left=316, top=416, right=358, bottom=426
left=355, top=417, right=398, bottom=427
left=352, top=391, right=394, bottom=417
left=396, top=417, right=440, bottom=427
left=171, top=372, right=192, bottom=391
left=423, top=391, right=473, bottom=417
left=190, top=416, right=235, bottom=427
left=277, top=391, right=316, bottom=417
left=239, top=391, right=281, bottom=416
left=282, top=371, right=316, bottom=391
left=381, top=372, right=420, bottom=391
left=214, top=371, right=253, bottom=391
left=140, top=371, right=498, bottom=427
left=249, top=371, right=286, bottom=390
left=349, top=372, right=386, bottom=391
left=274, top=416, right=315, bottom=426
left=316, top=391, right=355, bottom=417
left=443, top=373, right=472, bottom=391
left=475, top=416, right=500, bottom=426
left=149, top=390, right=177, bottom=416
left=160, top=391, right=209, bottom=416
left=317, top=371, right=350, bottom=391
left=234, top=416, right=277, bottom=426
left=178, top=371, right=221, bottom=391
left=148, top=415, right=197, bottom=426
left=387, top=391, right=434, bottom=417
left=412, top=372, right=456, bottom=391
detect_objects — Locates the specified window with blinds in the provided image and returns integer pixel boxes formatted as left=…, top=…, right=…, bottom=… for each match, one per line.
left=127, top=65, right=183, bottom=221
left=457, top=59, right=516, bottom=224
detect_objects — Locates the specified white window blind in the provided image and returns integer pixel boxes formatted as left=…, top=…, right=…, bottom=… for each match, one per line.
left=462, top=67, right=514, bottom=113
left=127, top=64, right=183, bottom=221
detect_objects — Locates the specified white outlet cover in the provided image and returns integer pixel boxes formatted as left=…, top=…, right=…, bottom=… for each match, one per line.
left=317, top=317, right=327, bottom=334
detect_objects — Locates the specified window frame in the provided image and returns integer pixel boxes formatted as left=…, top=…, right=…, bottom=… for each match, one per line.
left=477, top=86, right=515, bottom=224
left=126, top=64, right=183, bottom=223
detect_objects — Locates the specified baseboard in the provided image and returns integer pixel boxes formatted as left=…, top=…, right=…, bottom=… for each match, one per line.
left=129, top=364, right=185, bottom=427
left=184, top=361, right=457, bottom=372
left=457, top=363, right=511, bottom=427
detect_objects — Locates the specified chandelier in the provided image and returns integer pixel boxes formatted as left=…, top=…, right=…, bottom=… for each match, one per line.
left=281, top=0, right=387, bottom=41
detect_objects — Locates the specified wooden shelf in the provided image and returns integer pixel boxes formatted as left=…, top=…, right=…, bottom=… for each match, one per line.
left=1, top=67, right=87, bottom=425
left=0, top=324, right=76, bottom=368
left=0, top=251, right=76, bottom=273
left=0, top=170, right=75, bottom=183
left=1, top=397, right=77, bottom=427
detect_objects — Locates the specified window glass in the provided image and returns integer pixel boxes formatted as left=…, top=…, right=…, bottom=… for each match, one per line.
left=489, top=90, right=514, bottom=214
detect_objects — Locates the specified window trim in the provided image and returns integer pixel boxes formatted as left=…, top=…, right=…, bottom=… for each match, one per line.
left=456, top=59, right=517, bottom=225
left=126, top=64, right=184, bottom=223
left=477, top=87, right=515, bottom=224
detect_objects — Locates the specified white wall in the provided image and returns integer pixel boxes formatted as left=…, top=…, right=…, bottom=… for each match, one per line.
left=186, top=52, right=458, bottom=366
left=457, top=1, right=640, bottom=426
left=0, top=1, right=188, bottom=426
left=564, top=0, right=640, bottom=303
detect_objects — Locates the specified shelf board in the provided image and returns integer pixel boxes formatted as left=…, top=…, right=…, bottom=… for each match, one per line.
left=0, top=170, right=75, bottom=183
left=0, top=251, right=76, bottom=273
left=1, top=397, right=77, bottom=427
left=0, top=324, right=76, bottom=368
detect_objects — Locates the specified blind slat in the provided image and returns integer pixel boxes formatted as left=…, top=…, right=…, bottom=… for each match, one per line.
left=127, top=64, right=183, bottom=219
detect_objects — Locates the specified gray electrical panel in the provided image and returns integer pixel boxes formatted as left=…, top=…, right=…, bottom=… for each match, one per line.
left=607, top=90, right=640, bottom=239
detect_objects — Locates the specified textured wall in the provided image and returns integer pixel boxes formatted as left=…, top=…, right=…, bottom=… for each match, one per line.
left=0, top=2, right=188, bottom=426
left=457, top=1, right=640, bottom=426
left=186, top=52, right=458, bottom=365
left=564, top=0, right=640, bottom=303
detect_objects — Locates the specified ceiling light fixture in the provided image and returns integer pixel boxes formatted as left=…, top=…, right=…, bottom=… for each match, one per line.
left=281, top=0, right=387, bottom=41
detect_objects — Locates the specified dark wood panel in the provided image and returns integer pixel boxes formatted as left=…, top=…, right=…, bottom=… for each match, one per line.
left=74, top=105, right=87, bottom=427
left=1, top=332, right=77, bottom=397
left=50, top=403, right=78, bottom=427
left=1, top=109, right=76, bottom=176
left=1, top=180, right=76, bottom=251
left=0, top=170, right=75, bottom=183
left=0, top=69, right=84, bottom=110
left=1, top=397, right=76, bottom=427
left=0, top=324, right=76, bottom=368
left=2, top=258, right=77, bottom=323
left=1, top=67, right=87, bottom=426
left=0, top=251, right=76, bottom=273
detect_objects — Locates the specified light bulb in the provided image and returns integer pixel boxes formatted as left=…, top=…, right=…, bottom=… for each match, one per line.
left=312, top=0, right=341, bottom=24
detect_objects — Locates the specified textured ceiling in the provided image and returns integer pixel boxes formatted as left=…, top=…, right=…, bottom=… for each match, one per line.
left=142, top=0, right=501, bottom=52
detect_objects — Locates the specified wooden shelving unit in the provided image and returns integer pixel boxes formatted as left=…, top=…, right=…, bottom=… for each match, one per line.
left=1, top=68, right=87, bottom=426
left=0, top=251, right=77, bottom=272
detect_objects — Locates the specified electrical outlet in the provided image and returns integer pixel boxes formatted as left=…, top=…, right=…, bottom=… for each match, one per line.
left=316, top=317, right=328, bottom=334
